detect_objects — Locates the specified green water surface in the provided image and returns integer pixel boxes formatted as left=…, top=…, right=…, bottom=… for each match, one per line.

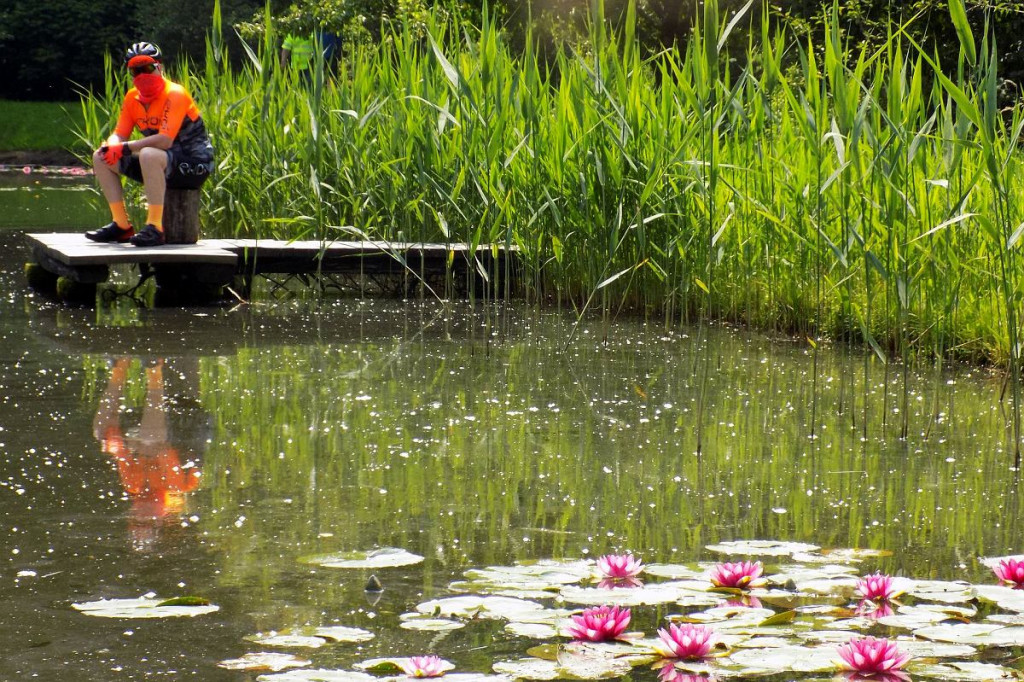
left=1, top=182, right=1022, bottom=680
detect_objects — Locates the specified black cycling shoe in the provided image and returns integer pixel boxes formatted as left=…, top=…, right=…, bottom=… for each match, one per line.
left=129, top=224, right=166, bottom=247
left=85, top=222, right=134, bottom=243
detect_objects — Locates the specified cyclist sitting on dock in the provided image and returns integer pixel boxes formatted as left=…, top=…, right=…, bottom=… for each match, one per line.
left=86, top=42, right=214, bottom=247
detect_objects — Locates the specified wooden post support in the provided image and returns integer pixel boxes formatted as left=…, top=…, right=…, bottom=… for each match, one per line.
left=164, top=188, right=201, bottom=244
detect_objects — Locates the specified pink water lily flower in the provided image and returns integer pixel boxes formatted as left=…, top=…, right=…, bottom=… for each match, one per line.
left=994, top=558, right=1024, bottom=588
left=709, top=560, right=766, bottom=589
left=564, top=605, right=631, bottom=642
left=399, top=656, right=452, bottom=678
left=596, top=553, right=644, bottom=579
left=837, top=636, right=910, bottom=676
left=856, top=572, right=899, bottom=602
left=655, top=623, right=716, bottom=660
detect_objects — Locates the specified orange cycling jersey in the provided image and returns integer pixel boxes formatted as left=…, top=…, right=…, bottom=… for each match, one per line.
left=114, top=79, right=213, bottom=162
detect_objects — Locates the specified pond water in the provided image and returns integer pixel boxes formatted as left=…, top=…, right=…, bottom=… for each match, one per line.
left=3, top=171, right=1024, bottom=681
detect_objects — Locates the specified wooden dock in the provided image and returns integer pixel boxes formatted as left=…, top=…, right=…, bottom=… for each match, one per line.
left=25, top=233, right=520, bottom=301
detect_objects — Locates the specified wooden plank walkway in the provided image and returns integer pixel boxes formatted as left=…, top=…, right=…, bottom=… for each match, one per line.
left=25, top=232, right=519, bottom=297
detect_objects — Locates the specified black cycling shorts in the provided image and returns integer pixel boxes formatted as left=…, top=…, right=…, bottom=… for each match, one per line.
left=120, top=150, right=213, bottom=190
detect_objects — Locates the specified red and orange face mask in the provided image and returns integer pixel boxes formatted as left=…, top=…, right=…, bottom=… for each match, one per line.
left=127, top=56, right=164, bottom=103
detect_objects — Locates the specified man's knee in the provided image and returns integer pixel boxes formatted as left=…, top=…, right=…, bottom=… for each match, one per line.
left=92, top=149, right=108, bottom=167
left=138, top=147, right=168, bottom=167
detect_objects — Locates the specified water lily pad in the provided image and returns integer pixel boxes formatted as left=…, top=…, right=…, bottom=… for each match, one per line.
left=246, top=633, right=329, bottom=649
left=770, top=564, right=859, bottom=583
left=219, top=653, right=311, bottom=671
left=357, top=657, right=455, bottom=675
left=979, top=555, right=1024, bottom=570
left=975, top=585, right=1024, bottom=612
left=914, top=623, right=1024, bottom=646
left=447, top=583, right=560, bottom=601
left=506, top=622, right=559, bottom=639
left=416, top=596, right=545, bottom=620
left=705, top=540, right=819, bottom=557
left=258, top=670, right=377, bottom=682
left=302, top=547, right=424, bottom=569
left=895, top=638, right=975, bottom=659
left=559, top=584, right=684, bottom=607
left=313, top=626, right=375, bottom=643
left=399, top=614, right=465, bottom=632
left=643, top=564, right=705, bottom=580
left=876, top=604, right=976, bottom=630
left=555, top=644, right=644, bottom=678
left=731, top=636, right=792, bottom=649
left=812, top=548, right=892, bottom=562
left=493, top=659, right=562, bottom=681
left=464, top=561, right=593, bottom=587
left=903, top=580, right=975, bottom=603
left=911, top=661, right=1023, bottom=680
left=724, top=644, right=837, bottom=673
left=71, top=596, right=220, bottom=619
left=683, top=606, right=777, bottom=627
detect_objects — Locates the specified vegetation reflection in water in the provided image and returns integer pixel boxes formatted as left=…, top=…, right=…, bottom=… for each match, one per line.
left=70, top=303, right=1024, bottom=680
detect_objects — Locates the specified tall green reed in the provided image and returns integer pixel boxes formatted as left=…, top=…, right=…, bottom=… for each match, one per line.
left=78, top=0, right=1024, bottom=383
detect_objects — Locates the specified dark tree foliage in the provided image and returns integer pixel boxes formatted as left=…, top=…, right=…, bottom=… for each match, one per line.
left=2, top=0, right=1023, bottom=101
left=0, top=0, right=269, bottom=100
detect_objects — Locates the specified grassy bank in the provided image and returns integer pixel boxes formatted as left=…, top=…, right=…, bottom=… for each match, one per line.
left=0, top=100, right=85, bottom=156
left=79, top=0, right=1024, bottom=370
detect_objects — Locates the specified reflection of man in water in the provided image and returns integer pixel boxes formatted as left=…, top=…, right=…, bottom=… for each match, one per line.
left=93, top=357, right=202, bottom=550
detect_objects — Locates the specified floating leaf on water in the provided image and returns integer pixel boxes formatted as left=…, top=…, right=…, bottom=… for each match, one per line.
left=770, top=564, right=859, bottom=583
left=219, top=652, right=311, bottom=672
left=415, top=596, right=545, bottom=620
left=731, top=636, right=792, bottom=649
left=819, top=548, right=893, bottom=561
left=492, top=658, right=561, bottom=681
left=155, top=596, right=211, bottom=607
left=759, top=610, right=797, bottom=626
left=464, top=562, right=592, bottom=589
left=430, top=674, right=513, bottom=682
left=914, top=623, right=1024, bottom=646
left=560, top=640, right=658, bottom=665
left=525, top=645, right=559, bottom=662
left=398, top=615, right=465, bottom=632
left=257, top=670, right=377, bottom=682
left=354, top=659, right=404, bottom=673
left=876, top=604, right=976, bottom=630
left=642, top=564, right=705, bottom=580
left=554, top=643, right=641, bottom=678
left=895, top=638, right=975, bottom=659
left=302, top=548, right=424, bottom=569
left=789, top=577, right=860, bottom=595
left=447, top=583, right=558, bottom=601
left=910, top=661, right=1024, bottom=681
left=705, top=540, right=819, bottom=557
left=72, top=596, right=220, bottom=619
left=979, top=555, right=1024, bottom=570
left=975, top=585, right=1024, bottom=612
left=313, top=626, right=375, bottom=643
left=904, top=580, right=976, bottom=604
left=246, top=633, right=329, bottom=649
left=683, top=606, right=777, bottom=627
left=559, top=584, right=683, bottom=607
left=724, top=644, right=838, bottom=673
left=355, top=657, right=456, bottom=676
left=505, top=622, right=559, bottom=639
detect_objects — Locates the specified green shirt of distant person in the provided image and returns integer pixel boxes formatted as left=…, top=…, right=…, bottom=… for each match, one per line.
left=280, top=34, right=314, bottom=71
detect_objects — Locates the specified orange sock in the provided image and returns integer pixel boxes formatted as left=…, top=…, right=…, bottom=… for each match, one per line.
left=147, top=204, right=164, bottom=231
left=109, top=201, right=130, bottom=229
